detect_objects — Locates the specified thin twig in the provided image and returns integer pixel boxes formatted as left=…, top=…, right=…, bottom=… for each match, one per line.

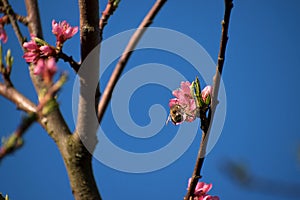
left=99, top=0, right=120, bottom=42
left=97, top=0, right=167, bottom=122
left=57, top=51, right=80, bottom=72
left=95, top=0, right=120, bottom=121
left=184, top=0, right=233, bottom=199
left=1, top=0, right=25, bottom=47
left=0, top=112, right=37, bottom=161
left=0, top=73, right=68, bottom=161
left=0, top=73, right=66, bottom=161
left=0, top=67, right=13, bottom=87
left=0, top=11, right=28, bottom=26
left=15, top=13, right=28, bottom=25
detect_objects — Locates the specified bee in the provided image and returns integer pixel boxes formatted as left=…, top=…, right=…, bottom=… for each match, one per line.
left=168, top=104, right=185, bottom=125
left=167, top=104, right=198, bottom=125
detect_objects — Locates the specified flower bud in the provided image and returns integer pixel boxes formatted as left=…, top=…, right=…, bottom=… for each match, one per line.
left=201, top=85, right=212, bottom=105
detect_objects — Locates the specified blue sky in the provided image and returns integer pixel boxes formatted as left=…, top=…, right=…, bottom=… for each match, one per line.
left=1, top=0, right=300, bottom=199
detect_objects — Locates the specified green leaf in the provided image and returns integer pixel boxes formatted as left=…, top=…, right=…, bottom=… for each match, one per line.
left=34, top=37, right=48, bottom=46
left=192, top=76, right=204, bottom=108
left=205, top=94, right=211, bottom=105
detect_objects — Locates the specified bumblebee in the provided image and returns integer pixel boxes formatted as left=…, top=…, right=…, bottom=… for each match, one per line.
left=169, top=104, right=185, bottom=125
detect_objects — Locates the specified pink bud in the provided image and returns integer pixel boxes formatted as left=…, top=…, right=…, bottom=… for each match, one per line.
left=40, top=45, right=55, bottom=56
left=46, top=57, right=57, bottom=77
left=201, top=85, right=212, bottom=103
left=33, top=59, right=45, bottom=75
left=0, top=24, right=7, bottom=43
left=23, top=51, right=39, bottom=63
left=33, top=57, right=57, bottom=83
left=23, top=40, right=39, bottom=51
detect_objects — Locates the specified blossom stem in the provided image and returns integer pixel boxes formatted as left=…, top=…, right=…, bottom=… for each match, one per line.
left=184, top=0, right=233, bottom=199
left=57, top=51, right=80, bottom=72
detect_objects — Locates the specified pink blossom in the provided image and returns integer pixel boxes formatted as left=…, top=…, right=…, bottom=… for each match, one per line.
left=23, top=39, right=39, bottom=51
left=33, top=58, right=46, bottom=75
left=203, top=195, right=220, bottom=200
left=40, top=45, right=55, bottom=56
left=23, top=36, right=40, bottom=63
left=168, top=81, right=197, bottom=125
left=23, top=35, right=55, bottom=64
left=172, top=81, right=197, bottom=111
left=188, top=179, right=219, bottom=200
left=0, top=17, right=7, bottom=43
left=23, top=51, right=38, bottom=63
left=52, top=20, right=78, bottom=44
left=194, top=181, right=213, bottom=196
left=0, top=23, right=7, bottom=43
left=201, top=85, right=212, bottom=104
left=34, top=57, right=57, bottom=83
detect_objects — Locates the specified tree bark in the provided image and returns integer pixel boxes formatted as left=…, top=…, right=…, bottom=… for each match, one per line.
left=24, top=0, right=102, bottom=199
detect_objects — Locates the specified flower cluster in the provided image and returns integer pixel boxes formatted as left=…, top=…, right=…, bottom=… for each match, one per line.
left=23, top=35, right=56, bottom=63
left=188, top=179, right=219, bottom=200
left=23, top=20, right=78, bottom=83
left=167, top=81, right=212, bottom=125
left=52, top=20, right=78, bottom=48
left=34, top=57, right=57, bottom=84
left=169, top=81, right=197, bottom=125
left=0, top=17, right=8, bottom=43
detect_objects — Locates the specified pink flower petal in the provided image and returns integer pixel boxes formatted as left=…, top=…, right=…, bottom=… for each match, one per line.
left=180, top=81, right=192, bottom=95
left=201, top=85, right=212, bottom=102
left=40, top=45, right=55, bottom=56
left=203, top=195, right=219, bottom=200
left=187, top=179, right=217, bottom=199
left=34, top=59, right=45, bottom=75
left=169, top=98, right=178, bottom=108
left=23, top=52, right=39, bottom=63
left=23, top=40, right=38, bottom=50
left=46, top=57, right=57, bottom=76
left=0, top=25, right=8, bottom=43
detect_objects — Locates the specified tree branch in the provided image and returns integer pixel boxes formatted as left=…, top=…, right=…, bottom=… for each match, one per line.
left=76, top=0, right=100, bottom=146
left=99, top=0, right=120, bottom=42
left=24, top=0, right=43, bottom=38
left=0, top=73, right=65, bottom=161
left=57, top=51, right=80, bottom=72
left=184, top=0, right=233, bottom=199
left=0, top=83, right=36, bottom=113
left=0, top=11, right=28, bottom=26
left=0, top=112, right=36, bottom=161
left=22, top=2, right=98, bottom=200
left=67, top=0, right=102, bottom=199
left=97, top=0, right=167, bottom=123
